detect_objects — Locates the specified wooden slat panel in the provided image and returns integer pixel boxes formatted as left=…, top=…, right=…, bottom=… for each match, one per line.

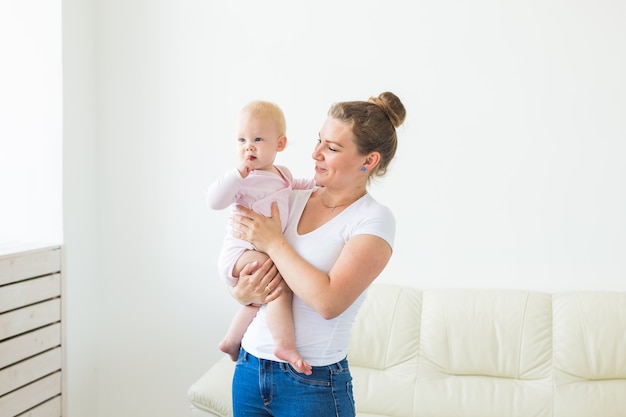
left=0, top=274, right=61, bottom=314
left=0, top=245, right=63, bottom=417
left=15, top=396, right=61, bottom=417
left=0, top=299, right=61, bottom=341
left=0, top=323, right=61, bottom=369
left=0, top=347, right=62, bottom=397
left=0, top=247, right=61, bottom=286
left=0, top=372, right=61, bottom=417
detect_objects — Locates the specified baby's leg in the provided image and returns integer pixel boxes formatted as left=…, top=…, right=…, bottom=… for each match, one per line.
left=232, top=249, right=271, bottom=281
left=233, top=250, right=311, bottom=375
left=266, top=286, right=312, bottom=375
left=219, top=304, right=259, bottom=361
left=219, top=250, right=269, bottom=360
left=218, top=250, right=267, bottom=361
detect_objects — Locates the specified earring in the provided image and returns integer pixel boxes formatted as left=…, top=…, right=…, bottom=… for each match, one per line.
left=361, top=166, right=367, bottom=172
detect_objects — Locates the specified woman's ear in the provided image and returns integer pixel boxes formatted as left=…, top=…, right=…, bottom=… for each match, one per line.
left=363, top=152, right=381, bottom=170
left=277, top=135, right=287, bottom=152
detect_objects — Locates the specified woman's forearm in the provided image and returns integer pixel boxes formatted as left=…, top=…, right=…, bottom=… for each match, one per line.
left=267, top=234, right=392, bottom=319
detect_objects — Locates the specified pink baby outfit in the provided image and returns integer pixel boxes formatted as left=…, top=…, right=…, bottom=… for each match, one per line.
left=206, top=165, right=315, bottom=286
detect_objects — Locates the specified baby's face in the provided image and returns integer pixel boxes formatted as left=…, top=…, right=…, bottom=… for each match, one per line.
left=236, top=112, right=284, bottom=170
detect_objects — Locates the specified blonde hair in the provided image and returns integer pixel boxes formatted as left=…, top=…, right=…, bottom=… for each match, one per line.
left=241, top=100, right=287, bottom=135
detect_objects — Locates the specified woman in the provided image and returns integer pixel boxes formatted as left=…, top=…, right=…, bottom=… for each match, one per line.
left=229, top=91, right=406, bottom=417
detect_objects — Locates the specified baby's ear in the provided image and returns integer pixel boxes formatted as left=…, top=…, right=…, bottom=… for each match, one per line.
left=277, top=135, right=287, bottom=151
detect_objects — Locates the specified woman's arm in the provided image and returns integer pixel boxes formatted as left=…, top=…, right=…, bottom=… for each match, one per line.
left=232, top=204, right=392, bottom=319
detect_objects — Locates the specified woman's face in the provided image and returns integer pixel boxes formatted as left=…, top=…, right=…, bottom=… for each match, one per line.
left=312, top=116, right=365, bottom=189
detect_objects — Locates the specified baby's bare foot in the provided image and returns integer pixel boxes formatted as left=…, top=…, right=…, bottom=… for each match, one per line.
left=218, top=339, right=240, bottom=362
left=275, top=345, right=312, bottom=375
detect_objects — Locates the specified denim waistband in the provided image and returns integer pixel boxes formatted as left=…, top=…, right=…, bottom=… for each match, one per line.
left=239, top=348, right=349, bottom=371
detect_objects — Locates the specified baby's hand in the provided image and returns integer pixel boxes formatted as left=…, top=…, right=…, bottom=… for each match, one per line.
left=237, top=160, right=255, bottom=178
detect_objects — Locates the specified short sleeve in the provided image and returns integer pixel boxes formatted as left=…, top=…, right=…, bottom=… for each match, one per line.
left=354, top=201, right=396, bottom=250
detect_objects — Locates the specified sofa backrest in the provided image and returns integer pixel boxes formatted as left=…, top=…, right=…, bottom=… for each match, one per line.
left=553, top=292, right=626, bottom=417
left=348, top=284, right=626, bottom=417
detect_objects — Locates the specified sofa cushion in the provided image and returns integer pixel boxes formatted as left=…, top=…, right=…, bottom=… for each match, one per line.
left=188, top=357, right=234, bottom=417
left=415, top=289, right=553, bottom=417
left=553, top=292, right=626, bottom=417
left=348, top=284, right=422, bottom=417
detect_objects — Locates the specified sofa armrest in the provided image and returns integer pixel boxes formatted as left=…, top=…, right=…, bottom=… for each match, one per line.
left=188, top=356, right=235, bottom=417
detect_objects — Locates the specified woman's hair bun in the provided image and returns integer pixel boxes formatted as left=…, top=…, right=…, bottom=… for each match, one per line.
left=368, top=92, right=406, bottom=128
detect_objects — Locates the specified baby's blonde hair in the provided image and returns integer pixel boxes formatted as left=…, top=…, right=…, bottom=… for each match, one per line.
left=241, top=100, right=287, bottom=136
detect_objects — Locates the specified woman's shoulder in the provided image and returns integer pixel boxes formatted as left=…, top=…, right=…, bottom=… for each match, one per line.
left=360, top=193, right=394, bottom=218
left=352, top=194, right=396, bottom=246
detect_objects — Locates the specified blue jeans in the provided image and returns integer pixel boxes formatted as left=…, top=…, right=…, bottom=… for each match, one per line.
left=232, top=348, right=355, bottom=417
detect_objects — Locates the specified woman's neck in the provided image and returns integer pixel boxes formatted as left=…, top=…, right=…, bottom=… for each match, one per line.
left=317, top=188, right=367, bottom=211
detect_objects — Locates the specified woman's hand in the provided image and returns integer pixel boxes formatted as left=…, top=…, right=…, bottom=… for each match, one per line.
left=231, top=203, right=284, bottom=253
left=229, top=257, right=283, bottom=306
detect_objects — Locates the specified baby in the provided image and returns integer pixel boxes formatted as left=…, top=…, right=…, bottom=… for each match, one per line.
left=206, top=100, right=314, bottom=375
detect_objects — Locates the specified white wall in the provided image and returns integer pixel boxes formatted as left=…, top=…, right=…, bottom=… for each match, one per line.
left=0, top=0, right=62, bottom=244
left=63, top=0, right=99, bottom=416
left=60, top=0, right=626, bottom=417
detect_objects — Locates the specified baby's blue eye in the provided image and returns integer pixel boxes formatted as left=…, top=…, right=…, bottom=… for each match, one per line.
left=255, top=137, right=263, bottom=142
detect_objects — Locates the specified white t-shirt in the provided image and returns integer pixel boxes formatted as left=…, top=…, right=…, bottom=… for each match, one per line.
left=241, top=188, right=395, bottom=366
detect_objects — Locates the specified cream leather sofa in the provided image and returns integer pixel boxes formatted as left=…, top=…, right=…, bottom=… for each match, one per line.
left=188, top=283, right=626, bottom=417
